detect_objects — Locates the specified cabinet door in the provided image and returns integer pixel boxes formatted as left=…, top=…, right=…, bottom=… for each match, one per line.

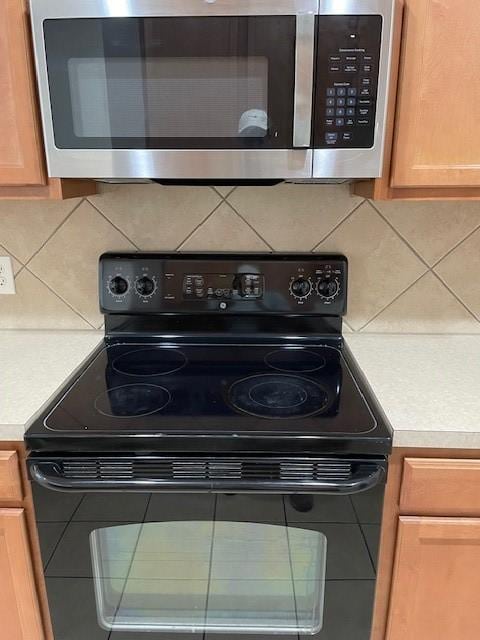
left=0, top=0, right=46, bottom=186
left=0, top=509, right=44, bottom=640
left=386, top=516, right=480, bottom=640
left=391, top=0, right=480, bottom=188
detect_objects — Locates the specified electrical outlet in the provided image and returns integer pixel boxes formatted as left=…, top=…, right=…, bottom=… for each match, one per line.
left=0, top=257, right=16, bottom=294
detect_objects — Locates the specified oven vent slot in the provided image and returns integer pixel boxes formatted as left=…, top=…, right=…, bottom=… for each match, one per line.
left=59, top=458, right=353, bottom=483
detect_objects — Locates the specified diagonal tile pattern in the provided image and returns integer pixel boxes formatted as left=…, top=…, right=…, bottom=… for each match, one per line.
left=1, top=182, right=480, bottom=333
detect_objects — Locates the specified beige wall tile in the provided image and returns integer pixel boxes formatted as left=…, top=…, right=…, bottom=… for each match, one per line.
left=363, top=272, right=480, bottom=333
left=316, top=201, right=427, bottom=330
left=0, top=198, right=80, bottom=263
left=0, top=269, right=89, bottom=329
left=228, top=184, right=362, bottom=251
left=374, top=199, right=480, bottom=266
left=89, top=184, right=221, bottom=250
left=179, top=202, right=270, bottom=251
left=28, top=200, right=135, bottom=327
left=0, top=245, right=22, bottom=274
left=435, top=227, right=480, bottom=319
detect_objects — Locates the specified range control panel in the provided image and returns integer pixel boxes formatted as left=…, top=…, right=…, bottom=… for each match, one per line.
left=100, top=253, right=348, bottom=315
left=315, top=15, right=383, bottom=149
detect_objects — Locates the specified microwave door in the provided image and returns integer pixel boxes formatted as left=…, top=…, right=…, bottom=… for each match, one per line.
left=30, top=0, right=317, bottom=180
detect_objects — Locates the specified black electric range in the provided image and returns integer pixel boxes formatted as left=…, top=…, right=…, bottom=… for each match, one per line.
left=26, top=253, right=391, bottom=460
left=26, top=253, right=392, bottom=640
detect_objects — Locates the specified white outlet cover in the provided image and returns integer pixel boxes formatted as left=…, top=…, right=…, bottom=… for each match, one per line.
left=0, top=256, right=16, bottom=294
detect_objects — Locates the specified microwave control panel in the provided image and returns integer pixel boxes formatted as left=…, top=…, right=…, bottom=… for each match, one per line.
left=100, top=254, right=348, bottom=315
left=315, top=15, right=383, bottom=149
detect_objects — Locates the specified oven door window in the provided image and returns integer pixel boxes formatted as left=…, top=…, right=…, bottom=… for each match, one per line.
left=90, top=520, right=326, bottom=634
left=43, top=17, right=296, bottom=150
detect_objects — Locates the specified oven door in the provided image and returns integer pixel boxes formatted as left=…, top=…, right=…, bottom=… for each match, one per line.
left=30, top=0, right=316, bottom=179
left=30, top=455, right=385, bottom=640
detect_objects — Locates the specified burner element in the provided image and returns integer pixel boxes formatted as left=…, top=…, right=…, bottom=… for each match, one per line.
left=112, top=348, right=187, bottom=377
left=265, top=349, right=326, bottom=373
left=95, top=384, right=171, bottom=418
left=229, top=374, right=329, bottom=419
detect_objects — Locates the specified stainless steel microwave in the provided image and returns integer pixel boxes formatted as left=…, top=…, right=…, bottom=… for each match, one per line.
left=30, top=0, right=397, bottom=181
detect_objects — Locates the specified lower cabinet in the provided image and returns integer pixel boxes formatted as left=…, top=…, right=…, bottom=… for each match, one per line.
left=0, top=508, right=44, bottom=639
left=386, top=517, right=480, bottom=639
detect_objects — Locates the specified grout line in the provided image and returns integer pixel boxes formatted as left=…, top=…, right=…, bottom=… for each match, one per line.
left=342, top=318, right=355, bottom=332
left=224, top=200, right=274, bottom=251
left=430, top=221, right=480, bottom=269
left=358, top=271, right=428, bottom=332
left=175, top=200, right=229, bottom=250
left=23, top=198, right=86, bottom=269
left=211, top=185, right=237, bottom=201
left=87, top=200, right=141, bottom=251
left=430, top=270, right=480, bottom=323
left=23, top=265, right=96, bottom=329
left=311, top=199, right=366, bottom=251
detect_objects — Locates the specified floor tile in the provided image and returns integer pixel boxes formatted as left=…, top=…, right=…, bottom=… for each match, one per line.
left=362, top=524, right=381, bottom=570
left=37, top=522, right=67, bottom=569
left=215, top=494, right=285, bottom=523
left=73, top=493, right=150, bottom=522
left=285, top=494, right=357, bottom=523
left=300, top=580, right=375, bottom=640
left=289, top=523, right=374, bottom=580
left=45, top=577, right=110, bottom=640
left=145, top=494, right=215, bottom=521
left=32, top=483, right=83, bottom=522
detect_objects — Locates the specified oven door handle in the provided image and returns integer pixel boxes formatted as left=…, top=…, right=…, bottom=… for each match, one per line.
left=293, top=13, right=316, bottom=148
left=29, top=461, right=384, bottom=495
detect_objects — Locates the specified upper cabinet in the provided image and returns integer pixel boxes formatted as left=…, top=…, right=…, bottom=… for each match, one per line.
left=0, top=0, right=94, bottom=199
left=356, top=0, right=480, bottom=200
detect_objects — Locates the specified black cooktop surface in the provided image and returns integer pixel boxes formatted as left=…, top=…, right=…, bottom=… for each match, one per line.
left=44, top=343, right=376, bottom=435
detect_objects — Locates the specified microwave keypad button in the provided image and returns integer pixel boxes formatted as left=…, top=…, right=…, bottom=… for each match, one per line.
left=346, top=98, right=356, bottom=107
left=329, top=64, right=341, bottom=73
left=336, top=108, right=345, bottom=117
left=326, top=98, right=335, bottom=107
left=359, top=108, right=370, bottom=117
left=347, top=88, right=357, bottom=96
left=326, top=108, right=335, bottom=116
left=325, top=118, right=335, bottom=126
left=335, top=118, right=345, bottom=126
left=346, top=108, right=355, bottom=116
left=357, top=119, right=370, bottom=126
left=329, top=55, right=341, bottom=62
left=346, top=118, right=355, bottom=126
left=363, top=64, right=373, bottom=73
left=336, top=88, right=347, bottom=96
left=342, top=132, right=353, bottom=142
left=363, top=54, right=373, bottom=62
left=344, top=64, right=357, bottom=73
left=336, top=98, right=346, bottom=107
left=360, top=87, right=371, bottom=96
left=361, top=77, right=372, bottom=86
left=358, top=98, right=372, bottom=106
left=345, top=55, right=357, bottom=62
left=325, top=132, right=338, bottom=144
left=326, top=88, right=336, bottom=97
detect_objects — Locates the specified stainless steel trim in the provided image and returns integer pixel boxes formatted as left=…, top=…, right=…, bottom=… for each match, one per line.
left=44, top=149, right=313, bottom=179
left=313, top=0, right=397, bottom=178
left=30, top=460, right=385, bottom=494
left=293, top=14, right=316, bottom=147
left=29, top=0, right=318, bottom=18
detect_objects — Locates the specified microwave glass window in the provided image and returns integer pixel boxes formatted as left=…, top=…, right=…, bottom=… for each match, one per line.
left=90, top=520, right=327, bottom=634
left=44, top=17, right=295, bottom=150
left=68, top=57, right=269, bottom=139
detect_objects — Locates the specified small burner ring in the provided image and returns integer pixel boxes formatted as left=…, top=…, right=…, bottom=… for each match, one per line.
left=265, top=349, right=326, bottom=373
left=112, top=347, right=187, bottom=377
left=95, top=384, right=171, bottom=418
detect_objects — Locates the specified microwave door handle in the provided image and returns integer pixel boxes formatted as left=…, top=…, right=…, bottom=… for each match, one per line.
left=293, top=13, right=316, bottom=148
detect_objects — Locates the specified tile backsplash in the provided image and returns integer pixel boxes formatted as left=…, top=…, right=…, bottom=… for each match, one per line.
left=1, top=183, right=479, bottom=333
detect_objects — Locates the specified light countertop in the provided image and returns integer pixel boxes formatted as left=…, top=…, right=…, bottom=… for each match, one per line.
left=1, top=331, right=479, bottom=449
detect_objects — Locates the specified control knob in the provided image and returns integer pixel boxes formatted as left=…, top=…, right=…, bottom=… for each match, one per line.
left=290, top=277, right=312, bottom=299
left=108, top=276, right=129, bottom=296
left=317, top=278, right=340, bottom=300
left=135, top=276, right=156, bottom=297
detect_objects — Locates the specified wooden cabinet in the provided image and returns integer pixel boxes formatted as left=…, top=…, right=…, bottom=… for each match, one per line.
left=355, top=0, right=480, bottom=200
left=0, top=0, right=94, bottom=199
left=386, top=517, right=480, bottom=640
left=0, top=509, right=45, bottom=640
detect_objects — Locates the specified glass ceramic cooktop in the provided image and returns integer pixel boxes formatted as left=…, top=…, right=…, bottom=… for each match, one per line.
left=44, top=344, right=376, bottom=435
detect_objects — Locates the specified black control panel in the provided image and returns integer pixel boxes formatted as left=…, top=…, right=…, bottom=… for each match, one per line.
left=100, top=253, right=348, bottom=315
left=315, top=15, right=382, bottom=149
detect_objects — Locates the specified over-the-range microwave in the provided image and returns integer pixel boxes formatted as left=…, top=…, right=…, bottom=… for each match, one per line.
left=30, top=0, right=398, bottom=181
